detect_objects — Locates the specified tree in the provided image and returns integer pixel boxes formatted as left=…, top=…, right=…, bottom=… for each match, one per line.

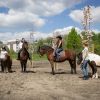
left=92, top=32, right=100, bottom=55
left=67, top=28, right=82, bottom=52
left=44, top=37, right=52, bottom=46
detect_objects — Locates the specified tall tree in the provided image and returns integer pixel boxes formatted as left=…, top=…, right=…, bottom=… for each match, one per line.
left=67, top=28, right=82, bottom=52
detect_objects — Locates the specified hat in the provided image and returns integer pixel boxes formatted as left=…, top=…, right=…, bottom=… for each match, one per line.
left=56, top=35, right=62, bottom=40
left=2, top=46, right=6, bottom=51
left=82, top=40, right=89, bottom=46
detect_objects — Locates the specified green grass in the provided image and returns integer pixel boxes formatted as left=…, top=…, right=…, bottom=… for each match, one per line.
left=32, top=53, right=47, bottom=61
left=10, top=53, right=47, bottom=61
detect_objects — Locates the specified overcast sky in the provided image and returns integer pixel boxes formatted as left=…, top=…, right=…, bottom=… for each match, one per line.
left=0, top=0, right=100, bottom=41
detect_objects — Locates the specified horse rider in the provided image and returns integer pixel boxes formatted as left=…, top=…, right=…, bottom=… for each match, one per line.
left=0, top=46, right=8, bottom=61
left=54, top=35, right=63, bottom=60
left=81, top=40, right=89, bottom=80
left=17, top=38, right=31, bottom=60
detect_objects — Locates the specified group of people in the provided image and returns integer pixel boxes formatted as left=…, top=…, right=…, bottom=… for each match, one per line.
left=0, top=36, right=94, bottom=80
left=0, top=38, right=30, bottom=61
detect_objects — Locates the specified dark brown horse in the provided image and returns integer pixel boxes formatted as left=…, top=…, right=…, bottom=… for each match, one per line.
left=19, top=42, right=31, bottom=72
left=0, top=54, right=12, bottom=73
left=38, top=45, right=77, bottom=75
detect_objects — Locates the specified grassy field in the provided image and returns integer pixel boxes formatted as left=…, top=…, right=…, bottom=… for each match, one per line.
left=10, top=53, right=47, bottom=61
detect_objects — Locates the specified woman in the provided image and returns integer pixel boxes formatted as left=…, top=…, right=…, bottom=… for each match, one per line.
left=0, top=47, right=8, bottom=72
left=54, top=35, right=63, bottom=60
left=0, top=46, right=8, bottom=60
left=81, top=41, right=89, bottom=80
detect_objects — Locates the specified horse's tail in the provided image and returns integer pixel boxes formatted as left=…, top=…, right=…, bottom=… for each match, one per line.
left=6, top=54, right=12, bottom=66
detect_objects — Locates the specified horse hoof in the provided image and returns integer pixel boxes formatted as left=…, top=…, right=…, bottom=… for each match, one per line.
left=51, top=72, right=55, bottom=75
left=92, top=75, right=95, bottom=79
left=71, top=72, right=73, bottom=74
left=74, top=72, right=77, bottom=74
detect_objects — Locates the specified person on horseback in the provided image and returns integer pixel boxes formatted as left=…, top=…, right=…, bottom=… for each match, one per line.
left=17, top=38, right=30, bottom=60
left=54, top=35, right=63, bottom=60
left=0, top=46, right=8, bottom=60
left=81, top=41, right=89, bottom=80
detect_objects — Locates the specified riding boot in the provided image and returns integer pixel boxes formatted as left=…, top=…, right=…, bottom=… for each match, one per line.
left=28, top=52, right=31, bottom=60
left=83, top=76, right=89, bottom=80
left=17, top=50, right=21, bottom=60
left=26, top=50, right=31, bottom=60
left=16, top=52, right=20, bottom=60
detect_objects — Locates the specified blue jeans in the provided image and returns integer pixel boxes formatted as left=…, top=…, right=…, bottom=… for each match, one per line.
left=55, top=48, right=63, bottom=59
left=81, top=60, right=89, bottom=77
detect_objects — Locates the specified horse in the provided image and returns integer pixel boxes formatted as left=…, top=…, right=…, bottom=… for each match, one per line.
left=77, top=52, right=100, bottom=78
left=0, top=54, right=12, bottom=73
left=19, top=42, right=31, bottom=72
left=37, top=45, right=77, bottom=75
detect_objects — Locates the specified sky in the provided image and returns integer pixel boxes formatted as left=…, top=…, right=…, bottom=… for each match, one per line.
left=0, top=0, right=100, bottom=41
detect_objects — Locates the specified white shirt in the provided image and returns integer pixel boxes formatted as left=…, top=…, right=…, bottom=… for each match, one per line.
left=82, top=47, right=89, bottom=61
left=52, top=42, right=57, bottom=49
left=0, top=51, right=8, bottom=59
left=19, top=42, right=23, bottom=49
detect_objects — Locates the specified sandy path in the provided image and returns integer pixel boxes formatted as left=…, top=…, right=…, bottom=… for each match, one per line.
left=0, top=60, right=100, bottom=100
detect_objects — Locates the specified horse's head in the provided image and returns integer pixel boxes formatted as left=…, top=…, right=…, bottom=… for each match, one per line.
left=22, top=41, right=28, bottom=50
left=77, top=52, right=83, bottom=65
left=37, top=45, right=53, bottom=56
left=37, top=46, right=46, bottom=56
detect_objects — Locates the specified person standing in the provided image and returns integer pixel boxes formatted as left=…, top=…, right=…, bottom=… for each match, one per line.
left=81, top=41, right=89, bottom=80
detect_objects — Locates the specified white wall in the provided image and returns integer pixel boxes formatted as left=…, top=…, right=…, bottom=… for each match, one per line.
left=7, top=44, right=10, bottom=50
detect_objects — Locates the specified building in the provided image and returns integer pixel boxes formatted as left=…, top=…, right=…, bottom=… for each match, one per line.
left=5, top=39, right=20, bottom=52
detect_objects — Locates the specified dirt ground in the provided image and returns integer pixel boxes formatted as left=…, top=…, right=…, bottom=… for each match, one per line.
left=0, top=60, right=100, bottom=100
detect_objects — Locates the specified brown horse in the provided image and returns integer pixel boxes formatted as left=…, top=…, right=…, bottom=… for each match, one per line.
left=38, top=45, right=77, bottom=75
left=0, top=54, right=12, bottom=73
left=19, top=42, right=31, bottom=72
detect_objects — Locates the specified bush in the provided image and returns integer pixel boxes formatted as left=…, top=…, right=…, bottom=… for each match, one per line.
left=94, top=44, right=100, bottom=55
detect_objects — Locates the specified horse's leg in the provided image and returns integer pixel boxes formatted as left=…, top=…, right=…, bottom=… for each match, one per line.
left=73, top=59, right=77, bottom=74
left=1, top=60, right=4, bottom=72
left=95, top=72, right=98, bottom=79
left=69, top=60, right=73, bottom=74
left=50, top=61, right=55, bottom=75
left=1, top=65, right=4, bottom=72
left=54, top=62, right=57, bottom=71
left=5, top=64, right=7, bottom=73
left=4, top=62, right=7, bottom=73
left=89, top=61, right=97, bottom=78
left=20, top=62, right=23, bottom=72
left=24, top=61, right=27, bottom=72
left=8, top=60, right=12, bottom=73
left=89, top=62, right=94, bottom=78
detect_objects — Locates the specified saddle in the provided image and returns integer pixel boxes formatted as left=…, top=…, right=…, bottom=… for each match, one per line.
left=54, top=50, right=65, bottom=61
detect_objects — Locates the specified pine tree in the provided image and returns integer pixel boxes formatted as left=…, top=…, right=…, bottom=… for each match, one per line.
left=67, top=28, right=82, bottom=52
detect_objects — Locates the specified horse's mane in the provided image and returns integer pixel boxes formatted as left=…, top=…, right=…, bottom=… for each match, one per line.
left=41, top=45, right=54, bottom=51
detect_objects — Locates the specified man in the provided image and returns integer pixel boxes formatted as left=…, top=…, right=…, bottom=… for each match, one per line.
left=17, top=38, right=30, bottom=60
left=54, top=35, right=63, bottom=61
left=81, top=41, right=89, bottom=80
